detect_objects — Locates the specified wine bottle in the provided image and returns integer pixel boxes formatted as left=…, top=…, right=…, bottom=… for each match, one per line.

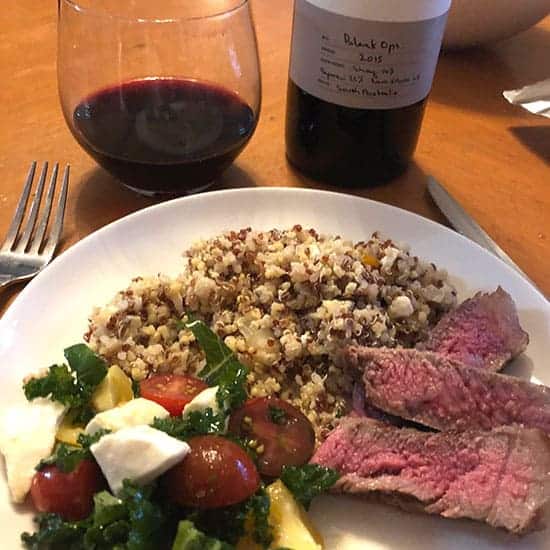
left=285, top=0, right=451, bottom=186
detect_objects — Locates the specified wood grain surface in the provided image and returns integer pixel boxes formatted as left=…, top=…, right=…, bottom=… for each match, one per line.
left=1, top=1, right=549, bottom=317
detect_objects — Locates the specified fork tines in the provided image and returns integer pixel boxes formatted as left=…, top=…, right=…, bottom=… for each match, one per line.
left=1, top=161, right=69, bottom=258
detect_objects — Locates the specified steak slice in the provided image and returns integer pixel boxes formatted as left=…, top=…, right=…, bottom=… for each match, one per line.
left=352, top=381, right=434, bottom=431
left=311, top=417, right=550, bottom=533
left=347, top=347, right=550, bottom=434
left=418, top=287, right=528, bottom=371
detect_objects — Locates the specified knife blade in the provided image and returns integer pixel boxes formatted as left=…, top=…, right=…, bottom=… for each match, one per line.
left=427, top=176, right=542, bottom=294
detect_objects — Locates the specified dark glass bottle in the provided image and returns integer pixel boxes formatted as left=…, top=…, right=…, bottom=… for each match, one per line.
left=285, top=0, right=450, bottom=187
left=286, top=79, right=427, bottom=186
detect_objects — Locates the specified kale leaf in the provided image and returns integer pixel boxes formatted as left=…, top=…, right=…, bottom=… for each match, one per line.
left=77, top=429, right=111, bottom=450
left=246, top=489, right=273, bottom=547
left=36, top=444, right=88, bottom=474
left=171, top=520, right=234, bottom=550
left=117, top=481, right=169, bottom=549
left=152, top=408, right=226, bottom=440
left=185, top=318, right=248, bottom=410
left=268, top=405, right=287, bottom=425
left=23, top=365, right=79, bottom=406
left=64, top=344, right=107, bottom=388
left=186, top=502, right=247, bottom=547
left=188, top=488, right=272, bottom=548
left=69, top=405, right=96, bottom=427
left=21, top=513, right=86, bottom=550
left=91, top=491, right=127, bottom=526
left=23, top=344, right=108, bottom=425
left=22, top=481, right=173, bottom=550
left=37, top=430, right=111, bottom=473
left=280, top=464, right=340, bottom=510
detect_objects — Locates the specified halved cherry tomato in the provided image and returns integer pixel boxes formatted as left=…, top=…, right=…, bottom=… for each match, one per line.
left=30, top=459, right=106, bottom=520
left=163, top=435, right=260, bottom=509
left=228, top=397, right=315, bottom=478
left=139, top=374, right=208, bottom=416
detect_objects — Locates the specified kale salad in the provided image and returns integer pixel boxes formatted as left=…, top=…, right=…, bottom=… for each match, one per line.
left=0, top=318, right=338, bottom=549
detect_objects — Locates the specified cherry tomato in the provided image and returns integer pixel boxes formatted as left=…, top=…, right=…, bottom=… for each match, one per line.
left=30, top=459, right=106, bottom=520
left=140, top=374, right=208, bottom=416
left=163, top=435, right=260, bottom=509
left=228, top=397, right=315, bottom=478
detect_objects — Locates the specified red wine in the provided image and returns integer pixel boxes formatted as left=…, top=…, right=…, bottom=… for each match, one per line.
left=285, top=79, right=427, bottom=186
left=71, top=78, right=257, bottom=194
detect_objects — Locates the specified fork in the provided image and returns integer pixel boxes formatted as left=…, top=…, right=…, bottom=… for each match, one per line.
left=0, top=161, right=69, bottom=290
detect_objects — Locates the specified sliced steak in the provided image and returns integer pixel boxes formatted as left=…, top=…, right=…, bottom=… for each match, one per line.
left=311, top=417, right=550, bottom=533
left=418, top=287, right=528, bottom=371
left=347, top=347, right=550, bottom=434
left=352, top=381, right=434, bottom=431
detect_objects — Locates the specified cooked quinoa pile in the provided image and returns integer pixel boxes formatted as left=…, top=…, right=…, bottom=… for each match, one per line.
left=86, top=226, right=457, bottom=440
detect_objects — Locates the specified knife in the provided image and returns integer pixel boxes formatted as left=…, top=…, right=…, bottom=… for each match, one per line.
left=427, top=176, right=543, bottom=294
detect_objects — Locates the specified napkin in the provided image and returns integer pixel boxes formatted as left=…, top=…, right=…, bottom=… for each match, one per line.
left=503, top=78, right=550, bottom=118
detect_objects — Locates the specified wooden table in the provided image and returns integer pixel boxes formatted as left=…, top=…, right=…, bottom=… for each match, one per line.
left=1, top=1, right=549, bottom=316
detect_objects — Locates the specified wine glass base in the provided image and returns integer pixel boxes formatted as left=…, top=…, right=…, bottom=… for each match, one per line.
left=121, top=180, right=215, bottom=198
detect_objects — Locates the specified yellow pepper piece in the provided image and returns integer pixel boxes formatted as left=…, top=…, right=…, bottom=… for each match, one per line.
left=56, top=415, right=85, bottom=446
left=237, top=480, right=323, bottom=550
left=268, top=480, right=323, bottom=550
left=362, top=253, right=380, bottom=268
left=91, top=364, right=133, bottom=412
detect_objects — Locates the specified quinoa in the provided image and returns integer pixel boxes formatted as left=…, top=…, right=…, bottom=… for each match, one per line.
left=85, top=226, right=457, bottom=441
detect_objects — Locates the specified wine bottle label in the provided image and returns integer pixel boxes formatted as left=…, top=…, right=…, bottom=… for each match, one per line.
left=289, top=0, right=451, bottom=110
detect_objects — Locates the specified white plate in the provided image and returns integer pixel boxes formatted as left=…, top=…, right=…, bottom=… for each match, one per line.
left=0, top=187, right=548, bottom=549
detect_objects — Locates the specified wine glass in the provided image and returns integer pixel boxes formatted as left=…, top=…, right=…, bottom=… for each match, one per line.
left=58, top=0, right=261, bottom=196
